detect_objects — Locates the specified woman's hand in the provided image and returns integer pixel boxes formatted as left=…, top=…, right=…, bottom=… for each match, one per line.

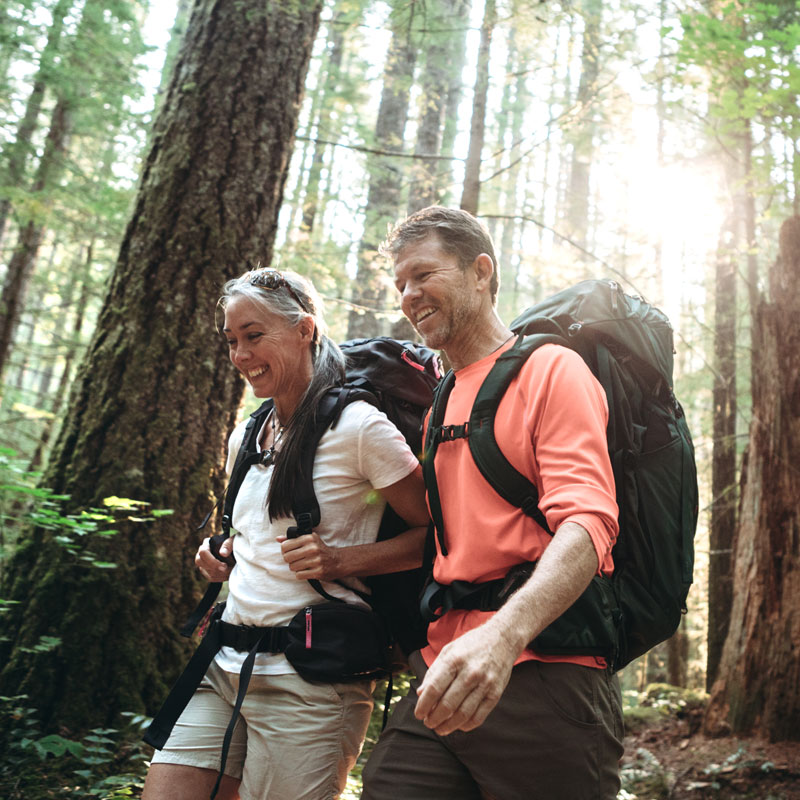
left=195, top=536, right=235, bottom=582
left=279, top=533, right=343, bottom=581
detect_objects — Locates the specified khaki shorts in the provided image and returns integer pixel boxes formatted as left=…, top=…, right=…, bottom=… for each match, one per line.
left=150, top=660, right=374, bottom=800
left=362, top=651, right=624, bottom=800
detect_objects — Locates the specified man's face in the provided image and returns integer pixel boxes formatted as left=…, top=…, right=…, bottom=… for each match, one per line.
left=393, top=235, right=479, bottom=351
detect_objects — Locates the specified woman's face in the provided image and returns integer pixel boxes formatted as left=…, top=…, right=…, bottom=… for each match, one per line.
left=223, top=294, right=314, bottom=404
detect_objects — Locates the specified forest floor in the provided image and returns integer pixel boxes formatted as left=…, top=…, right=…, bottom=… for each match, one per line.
left=622, top=705, right=800, bottom=799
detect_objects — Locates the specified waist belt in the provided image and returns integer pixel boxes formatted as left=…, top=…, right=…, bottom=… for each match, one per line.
left=420, top=562, right=535, bottom=622
left=218, top=620, right=290, bottom=653
left=144, top=606, right=292, bottom=800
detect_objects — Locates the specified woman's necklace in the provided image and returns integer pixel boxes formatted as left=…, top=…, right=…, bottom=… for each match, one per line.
left=260, top=409, right=285, bottom=466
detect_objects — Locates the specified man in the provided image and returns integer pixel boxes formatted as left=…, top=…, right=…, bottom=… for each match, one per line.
left=361, top=206, right=623, bottom=800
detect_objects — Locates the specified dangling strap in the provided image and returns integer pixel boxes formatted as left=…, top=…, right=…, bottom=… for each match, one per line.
left=209, top=631, right=268, bottom=800
left=145, top=607, right=225, bottom=749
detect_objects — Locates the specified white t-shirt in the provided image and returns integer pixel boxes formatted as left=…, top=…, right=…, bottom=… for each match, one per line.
left=215, top=400, right=420, bottom=675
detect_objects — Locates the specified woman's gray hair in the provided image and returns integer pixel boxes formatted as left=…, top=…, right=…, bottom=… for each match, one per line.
left=220, top=268, right=345, bottom=520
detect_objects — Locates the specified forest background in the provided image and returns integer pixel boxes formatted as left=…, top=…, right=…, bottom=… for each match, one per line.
left=0, top=0, right=798, bottom=798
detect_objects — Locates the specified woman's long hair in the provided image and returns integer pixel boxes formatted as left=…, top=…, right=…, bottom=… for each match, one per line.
left=219, top=269, right=345, bottom=520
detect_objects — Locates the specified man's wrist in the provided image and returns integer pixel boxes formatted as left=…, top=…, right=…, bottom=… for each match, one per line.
left=485, top=607, right=534, bottom=662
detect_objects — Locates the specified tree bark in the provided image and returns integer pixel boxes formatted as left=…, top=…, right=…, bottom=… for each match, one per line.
left=0, top=0, right=322, bottom=733
left=704, top=216, right=800, bottom=741
left=707, top=212, right=738, bottom=689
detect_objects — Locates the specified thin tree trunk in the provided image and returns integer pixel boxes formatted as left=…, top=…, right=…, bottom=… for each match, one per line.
left=0, top=0, right=73, bottom=243
left=707, top=212, right=738, bottom=689
left=705, top=216, right=800, bottom=741
left=407, top=0, right=464, bottom=214
left=0, top=96, right=72, bottom=382
left=460, top=0, right=495, bottom=215
left=301, top=13, right=347, bottom=234
left=347, top=5, right=417, bottom=339
left=28, top=241, right=92, bottom=472
left=0, top=0, right=322, bottom=733
left=436, top=0, right=470, bottom=204
left=564, top=0, right=602, bottom=256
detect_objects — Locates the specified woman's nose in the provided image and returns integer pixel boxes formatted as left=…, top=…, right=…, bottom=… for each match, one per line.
left=231, top=344, right=250, bottom=366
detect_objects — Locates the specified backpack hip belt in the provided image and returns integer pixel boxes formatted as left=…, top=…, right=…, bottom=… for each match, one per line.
left=420, top=562, right=535, bottom=621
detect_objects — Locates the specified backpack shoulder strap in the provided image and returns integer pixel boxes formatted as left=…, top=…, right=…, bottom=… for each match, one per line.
left=221, top=400, right=274, bottom=536
left=289, top=389, right=344, bottom=533
left=423, top=369, right=457, bottom=556
left=468, top=333, right=568, bottom=533
left=287, top=386, right=378, bottom=605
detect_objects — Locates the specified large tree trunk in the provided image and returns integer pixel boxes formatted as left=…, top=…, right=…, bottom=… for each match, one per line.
left=704, top=216, right=800, bottom=741
left=707, top=212, right=738, bottom=689
left=0, top=0, right=322, bottom=734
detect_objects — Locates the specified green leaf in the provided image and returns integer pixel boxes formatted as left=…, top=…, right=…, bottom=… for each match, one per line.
left=150, top=508, right=174, bottom=518
left=102, top=496, right=149, bottom=510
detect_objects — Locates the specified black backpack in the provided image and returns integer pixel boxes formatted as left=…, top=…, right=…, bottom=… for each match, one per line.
left=184, top=337, right=441, bottom=657
left=422, top=279, right=698, bottom=671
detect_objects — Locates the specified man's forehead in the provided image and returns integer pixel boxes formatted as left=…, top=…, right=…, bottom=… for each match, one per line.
left=394, top=235, right=451, bottom=266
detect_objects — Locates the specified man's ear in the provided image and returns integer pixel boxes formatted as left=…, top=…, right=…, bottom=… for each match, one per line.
left=473, top=253, right=495, bottom=293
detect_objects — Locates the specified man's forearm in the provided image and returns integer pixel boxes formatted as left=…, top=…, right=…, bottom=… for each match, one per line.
left=486, top=521, right=599, bottom=658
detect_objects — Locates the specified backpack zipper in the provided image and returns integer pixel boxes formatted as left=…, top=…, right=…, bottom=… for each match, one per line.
left=305, top=607, right=312, bottom=648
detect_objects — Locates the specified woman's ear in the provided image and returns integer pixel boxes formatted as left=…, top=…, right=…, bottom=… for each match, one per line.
left=298, top=314, right=316, bottom=342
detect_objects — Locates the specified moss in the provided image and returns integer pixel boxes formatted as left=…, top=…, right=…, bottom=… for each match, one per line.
left=624, top=704, right=667, bottom=735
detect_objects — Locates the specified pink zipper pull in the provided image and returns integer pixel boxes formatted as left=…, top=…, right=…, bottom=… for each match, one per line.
left=401, top=350, right=426, bottom=372
left=305, top=607, right=312, bottom=648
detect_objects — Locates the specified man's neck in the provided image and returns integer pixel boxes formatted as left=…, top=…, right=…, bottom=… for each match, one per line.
left=445, top=312, right=513, bottom=371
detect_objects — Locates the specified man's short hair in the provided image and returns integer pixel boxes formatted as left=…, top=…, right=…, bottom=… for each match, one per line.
left=381, top=206, right=499, bottom=302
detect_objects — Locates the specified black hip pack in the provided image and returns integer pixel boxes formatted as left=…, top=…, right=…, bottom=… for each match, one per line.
left=283, top=600, right=390, bottom=682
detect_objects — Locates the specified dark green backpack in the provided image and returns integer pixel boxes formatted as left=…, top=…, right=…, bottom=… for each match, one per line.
left=422, top=279, right=698, bottom=671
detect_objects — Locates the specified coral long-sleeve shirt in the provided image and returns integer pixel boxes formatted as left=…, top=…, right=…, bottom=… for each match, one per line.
left=421, top=339, right=619, bottom=669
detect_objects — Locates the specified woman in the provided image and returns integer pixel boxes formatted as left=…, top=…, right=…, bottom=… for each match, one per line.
left=143, top=267, right=429, bottom=800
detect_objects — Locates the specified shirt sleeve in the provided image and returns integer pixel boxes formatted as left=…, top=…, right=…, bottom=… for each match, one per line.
left=342, top=402, right=420, bottom=490
left=523, top=345, right=619, bottom=572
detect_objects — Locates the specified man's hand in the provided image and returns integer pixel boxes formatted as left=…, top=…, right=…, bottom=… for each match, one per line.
left=414, top=621, right=518, bottom=736
left=415, top=522, right=601, bottom=737
left=195, top=536, right=234, bottom=582
left=279, top=533, right=343, bottom=581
